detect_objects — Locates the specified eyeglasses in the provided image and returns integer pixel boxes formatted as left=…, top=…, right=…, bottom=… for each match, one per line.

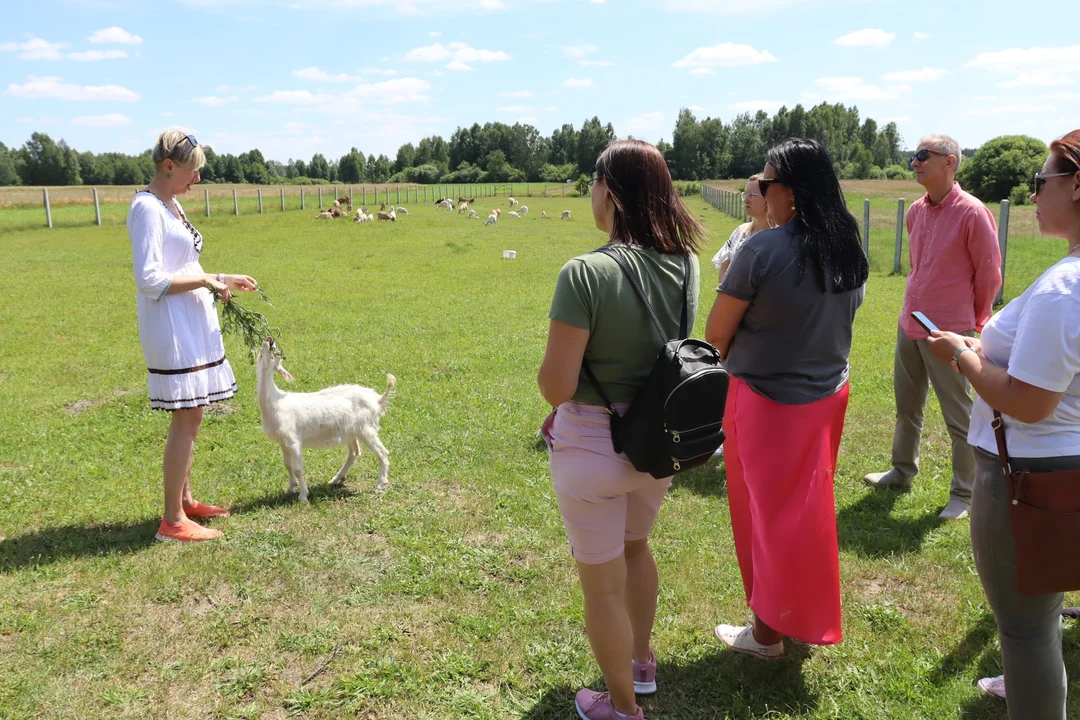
left=910, top=148, right=946, bottom=164
left=744, top=192, right=763, bottom=199
left=587, top=174, right=601, bottom=186
left=758, top=178, right=781, bottom=195
left=1034, top=171, right=1074, bottom=195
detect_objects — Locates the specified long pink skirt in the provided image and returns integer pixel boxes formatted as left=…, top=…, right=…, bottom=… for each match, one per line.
left=724, top=376, right=849, bottom=645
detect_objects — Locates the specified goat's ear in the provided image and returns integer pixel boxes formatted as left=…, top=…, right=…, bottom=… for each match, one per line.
left=276, top=365, right=295, bottom=383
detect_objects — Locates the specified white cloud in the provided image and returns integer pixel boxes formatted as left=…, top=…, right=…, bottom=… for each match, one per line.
left=999, top=73, right=1073, bottom=88
left=563, top=77, right=593, bottom=87
left=71, top=113, right=132, bottom=127
left=254, top=77, right=433, bottom=110
left=881, top=67, right=947, bottom=83
left=673, top=43, right=778, bottom=71
left=975, top=103, right=1055, bottom=116
left=913, top=32, right=930, bottom=41
left=655, top=0, right=799, bottom=15
left=498, top=89, right=535, bottom=98
left=690, top=68, right=714, bottom=77
left=624, top=111, right=665, bottom=135
left=833, top=28, right=895, bottom=48
left=686, top=104, right=706, bottom=113
left=730, top=100, right=784, bottom=113
left=15, top=116, right=34, bottom=123
left=161, top=111, right=176, bottom=117
left=428, top=30, right=441, bottom=37
left=292, top=66, right=362, bottom=82
left=4, top=76, right=140, bottom=101
left=544, top=106, right=557, bottom=111
left=498, top=105, right=533, bottom=113
left=581, top=60, right=614, bottom=67
left=517, top=116, right=537, bottom=124
left=404, top=41, right=509, bottom=71
left=0, top=37, right=68, bottom=61
left=1045, top=91, right=1080, bottom=100
left=813, top=76, right=909, bottom=101
left=69, top=49, right=128, bottom=61
left=254, top=89, right=335, bottom=105
left=359, top=67, right=398, bottom=76
left=562, top=43, right=598, bottom=58
left=193, top=95, right=239, bottom=106
left=88, top=27, right=143, bottom=45
left=216, top=84, right=232, bottom=92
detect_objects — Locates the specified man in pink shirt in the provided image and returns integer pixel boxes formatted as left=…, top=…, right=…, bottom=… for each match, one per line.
left=864, top=134, right=1002, bottom=520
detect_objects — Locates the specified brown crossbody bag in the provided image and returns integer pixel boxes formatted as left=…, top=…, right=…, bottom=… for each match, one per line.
left=992, top=410, right=1080, bottom=595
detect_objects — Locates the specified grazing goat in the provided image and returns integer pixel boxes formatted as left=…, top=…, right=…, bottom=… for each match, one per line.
left=316, top=210, right=333, bottom=220
left=508, top=197, right=518, bottom=207
left=467, top=209, right=478, bottom=219
left=484, top=213, right=498, bottom=226
left=380, top=202, right=387, bottom=211
left=518, top=205, right=528, bottom=215
left=508, top=211, right=520, bottom=218
left=457, top=197, right=468, bottom=204
left=437, top=199, right=454, bottom=211
left=561, top=210, right=572, bottom=220
left=458, top=202, right=469, bottom=215
left=255, top=337, right=394, bottom=500
left=377, top=209, right=396, bottom=222
left=396, top=207, right=409, bottom=215
left=468, top=197, right=476, bottom=204
left=540, top=210, right=548, bottom=219
left=354, top=209, right=366, bottom=223
left=337, top=195, right=351, bottom=206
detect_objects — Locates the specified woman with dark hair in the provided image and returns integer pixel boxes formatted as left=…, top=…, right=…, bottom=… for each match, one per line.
left=705, top=138, right=868, bottom=658
left=538, top=138, right=705, bottom=720
left=926, top=130, right=1080, bottom=720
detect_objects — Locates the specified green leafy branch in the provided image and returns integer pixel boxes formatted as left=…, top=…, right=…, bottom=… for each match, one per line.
left=213, top=285, right=281, bottom=363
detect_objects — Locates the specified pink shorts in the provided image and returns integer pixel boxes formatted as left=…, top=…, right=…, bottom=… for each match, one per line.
left=546, top=402, right=672, bottom=565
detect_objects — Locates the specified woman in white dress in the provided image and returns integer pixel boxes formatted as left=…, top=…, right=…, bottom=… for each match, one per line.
left=711, top=173, right=770, bottom=283
left=128, top=130, right=258, bottom=544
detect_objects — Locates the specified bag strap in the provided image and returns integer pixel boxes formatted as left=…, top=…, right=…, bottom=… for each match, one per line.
left=992, top=410, right=1012, bottom=475
left=580, top=359, right=617, bottom=416
left=595, top=246, right=668, bottom=341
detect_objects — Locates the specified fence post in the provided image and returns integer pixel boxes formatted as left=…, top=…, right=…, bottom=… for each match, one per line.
left=233, top=188, right=239, bottom=216
left=863, top=199, right=870, bottom=255
left=893, top=199, right=905, bottom=274
left=348, top=186, right=352, bottom=204
left=206, top=187, right=211, bottom=217
left=258, top=188, right=263, bottom=214
left=397, top=185, right=401, bottom=205
left=363, top=186, right=367, bottom=206
left=318, top=187, right=323, bottom=208
left=93, top=188, right=101, bottom=226
left=996, top=199, right=1011, bottom=305
left=301, top=187, right=305, bottom=210
left=333, top=185, right=337, bottom=200
left=42, top=188, right=52, bottom=228
left=280, top=187, right=285, bottom=212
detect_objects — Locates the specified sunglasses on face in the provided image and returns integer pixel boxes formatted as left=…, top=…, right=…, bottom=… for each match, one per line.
left=758, top=178, right=781, bottom=195
left=1034, top=171, right=1074, bottom=195
left=910, top=148, right=946, bottom=164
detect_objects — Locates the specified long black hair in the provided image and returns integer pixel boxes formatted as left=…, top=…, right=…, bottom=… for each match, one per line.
left=766, top=138, right=869, bottom=293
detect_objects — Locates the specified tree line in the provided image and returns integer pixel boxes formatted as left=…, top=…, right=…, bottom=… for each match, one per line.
left=0, top=102, right=918, bottom=189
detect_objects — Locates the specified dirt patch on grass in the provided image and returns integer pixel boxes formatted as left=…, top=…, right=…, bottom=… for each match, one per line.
left=63, top=389, right=134, bottom=415
left=204, top=403, right=237, bottom=416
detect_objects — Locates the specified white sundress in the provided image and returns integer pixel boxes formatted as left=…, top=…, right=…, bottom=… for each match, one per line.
left=127, top=191, right=237, bottom=411
left=711, top=223, right=760, bottom=281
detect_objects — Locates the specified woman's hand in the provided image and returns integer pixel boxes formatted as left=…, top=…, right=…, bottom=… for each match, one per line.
left=207, top=277, right=232, bottom=304
left=225, top=274, right=258, bottom=292
left=926, top=330, right=968, bottom=367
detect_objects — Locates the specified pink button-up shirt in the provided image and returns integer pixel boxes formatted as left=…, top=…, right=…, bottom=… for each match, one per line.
left=899, top=182, right=1002, bottom=340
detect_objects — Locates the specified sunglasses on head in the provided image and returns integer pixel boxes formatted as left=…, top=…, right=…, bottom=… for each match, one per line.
left=1034, top=171, right=1074, bottom=195
left=168, top=134, right=197, bottom=159
left=910, top=148, right=946, bottom=164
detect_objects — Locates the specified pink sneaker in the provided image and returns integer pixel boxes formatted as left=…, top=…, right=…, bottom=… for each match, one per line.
left=574, top=689, right=643, bottom=719
left=977, top=675, right=1006, bottom=700
left=632, top=650, right=656, bottom=695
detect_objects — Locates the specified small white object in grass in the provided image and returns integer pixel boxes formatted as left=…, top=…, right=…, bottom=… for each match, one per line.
left=503, top=250, right=516, bottom=259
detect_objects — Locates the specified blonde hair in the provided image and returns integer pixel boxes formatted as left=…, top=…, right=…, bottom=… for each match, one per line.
left=152, top=129, right=206, bottom=170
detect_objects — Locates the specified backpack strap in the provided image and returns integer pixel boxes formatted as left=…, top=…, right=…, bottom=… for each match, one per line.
left=595, top=245, right=669, bottom=341
left=679, top=254, right=690, bottom=340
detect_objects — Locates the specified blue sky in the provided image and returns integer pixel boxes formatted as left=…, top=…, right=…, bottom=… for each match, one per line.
left=2, top=0, right=1077, bottom=163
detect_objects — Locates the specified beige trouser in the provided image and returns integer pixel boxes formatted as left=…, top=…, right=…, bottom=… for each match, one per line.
left=890, top=324, right=975, bottom=500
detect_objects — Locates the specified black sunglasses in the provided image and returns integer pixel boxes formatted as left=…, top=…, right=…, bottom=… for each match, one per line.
left=758, top=178, right=781, bottom=195
left=168, top=134, right=197, bottom=160
left=910, top=148, right=946, bottom=164
left=1034, top=171, right=1073, bottom=195
left=587, top=174, right=601, bottom=186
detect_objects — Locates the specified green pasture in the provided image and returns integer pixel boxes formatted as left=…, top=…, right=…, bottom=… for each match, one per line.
left=0, top=194, right=1074, bottom=719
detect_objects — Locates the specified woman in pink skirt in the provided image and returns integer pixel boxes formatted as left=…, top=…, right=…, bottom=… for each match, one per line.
left=705, top=138, right=868, bottom=658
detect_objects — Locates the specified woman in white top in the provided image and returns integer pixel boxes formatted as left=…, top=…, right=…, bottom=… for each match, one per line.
left=711, top=173, right=770, bottom=283
left=128, top=130, right=259, bottom=544
left=927, top=129, right=1080, bottom=720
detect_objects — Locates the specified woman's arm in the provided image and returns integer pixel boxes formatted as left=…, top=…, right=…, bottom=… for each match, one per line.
left=928, top=331, right=1063, bottom=423
left=537, top=319, right=590, bottom=407
left=705, top=292, right=751, bottom=359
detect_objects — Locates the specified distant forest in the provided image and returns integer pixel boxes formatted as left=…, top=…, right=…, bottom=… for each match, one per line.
left=0, top=102, right=920, bottom=188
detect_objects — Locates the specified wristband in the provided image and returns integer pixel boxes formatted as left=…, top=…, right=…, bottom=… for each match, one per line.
left=952, top=346, right=975, bottom=373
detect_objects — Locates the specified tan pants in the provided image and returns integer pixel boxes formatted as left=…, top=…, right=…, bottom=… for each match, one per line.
left=890, top=324, right=975, bottom=500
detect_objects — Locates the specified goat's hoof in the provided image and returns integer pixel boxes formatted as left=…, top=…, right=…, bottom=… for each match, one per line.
left=374, top=484, right=388, bottom=494
left=329, top=477, right=344, bottom=486
left=297, top=495, right=309, bottom=504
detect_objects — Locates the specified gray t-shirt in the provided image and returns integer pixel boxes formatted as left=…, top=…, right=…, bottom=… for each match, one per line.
left=719, top=221, right=864, bottom=405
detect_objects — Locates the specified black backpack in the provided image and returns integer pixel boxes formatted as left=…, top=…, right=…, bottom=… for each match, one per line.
left=581, top=246, right=729, bottom=479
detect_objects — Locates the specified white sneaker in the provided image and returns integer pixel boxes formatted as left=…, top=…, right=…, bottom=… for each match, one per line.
left=714, top=624, right=784, bottom=660
left=863, top=469, right=912, bottom=490
left=977, top=675, right=1005, bottom=700
left=939, top=497, right=971, bottom=520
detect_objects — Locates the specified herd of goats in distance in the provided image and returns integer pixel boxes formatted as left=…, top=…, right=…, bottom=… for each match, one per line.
left=314, top=193, right=573, bottom=226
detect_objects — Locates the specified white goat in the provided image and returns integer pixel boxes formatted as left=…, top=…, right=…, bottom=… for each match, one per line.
left=484, top=213, right=498, bottom=226
left=458, top=202, right=469, bottom=215
left=396, top=207, right=409, bottom=215
left=508, top=211, right=520, bottom=218
left=540, top=210, right=548, bottom=219
left=518, top=205, right=528, bottom=215
left=561, top=210, right=572, bottom=220
left=316, top=210, right=333, bottom=220
left=467, top=209, right=478, bottom=219
left=508, top=197, right=518, bottom=207
left=354, top=209, right=366, bottom=223
left=437, top=199, right=454, bottom=212
left=255, top=338, right=395, bottom=500
left=366, top=213, right=375, bottom=222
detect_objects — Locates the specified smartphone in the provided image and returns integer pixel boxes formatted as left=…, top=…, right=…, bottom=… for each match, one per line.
left=911, top=311, right=940, bottom=334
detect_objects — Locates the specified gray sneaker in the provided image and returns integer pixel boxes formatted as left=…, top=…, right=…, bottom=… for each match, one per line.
left=863, top=469, right=912, bottom=490
left=939, top=497, right=971, bottom=520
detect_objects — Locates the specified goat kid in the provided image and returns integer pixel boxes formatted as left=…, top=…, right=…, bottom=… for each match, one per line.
left=256, top=338, right=395, bottom=500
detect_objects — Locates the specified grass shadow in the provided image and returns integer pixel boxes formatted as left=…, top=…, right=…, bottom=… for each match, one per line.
left=836, top=488, right=943, bottom=559
left=229, top=482, right=360, bottom=515
left=0, top=517, right=159, bottom=573
left=927, top=613, right=998, bottom=686
left=671, top=457, right=727, bottom=499
left=519, top=645, right=817, bottom=719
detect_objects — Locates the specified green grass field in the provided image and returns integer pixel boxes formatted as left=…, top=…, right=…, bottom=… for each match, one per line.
left=0, top=193, right=1076, bottom=719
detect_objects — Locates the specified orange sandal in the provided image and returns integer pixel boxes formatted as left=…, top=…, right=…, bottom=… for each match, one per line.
left=155, top=519, right=223, bottom=543
left=183, top=501, right=231, bottom=519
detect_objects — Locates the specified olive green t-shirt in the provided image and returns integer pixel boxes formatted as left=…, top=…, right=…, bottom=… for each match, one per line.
left=549, top=243, right=700, bottom=405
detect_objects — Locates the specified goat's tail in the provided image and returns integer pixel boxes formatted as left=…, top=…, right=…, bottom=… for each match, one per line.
left=379, top=373, right=397, bottom=411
